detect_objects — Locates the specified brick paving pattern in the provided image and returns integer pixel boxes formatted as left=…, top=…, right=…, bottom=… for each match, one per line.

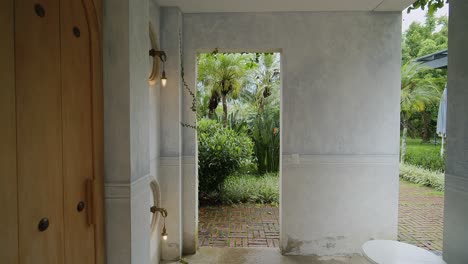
left=398, top=180, right=444, bottom=252
left=198, top=204, right=279, bottom=248
left=199, top=180, right=444, bottom=250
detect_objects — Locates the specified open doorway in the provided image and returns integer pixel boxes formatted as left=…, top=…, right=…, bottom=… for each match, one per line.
left=196, top=52, right=281, bottom=248
left=398, top=6, right=448, bottom=255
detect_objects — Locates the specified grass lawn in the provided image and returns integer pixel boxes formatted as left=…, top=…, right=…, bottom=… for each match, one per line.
left=400, top=179, right=444, bottom=196
left=402, top=137, right=441, bottom=154
left=401, top=136, right=445, bottom=172
left=220, top=173, right=279, bottom=205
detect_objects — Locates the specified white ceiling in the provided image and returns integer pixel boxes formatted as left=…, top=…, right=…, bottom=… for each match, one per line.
left=156, top=0, right=416, bottom=13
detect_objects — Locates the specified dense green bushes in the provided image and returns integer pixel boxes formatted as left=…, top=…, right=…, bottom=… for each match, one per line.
left=197, top=119, right=254, bottom=199
left=399, top=163, right=444, bottom=192
left=252, top=109, right=280, bottom=174
left=405, top=147, right=445, bottom=172
left=220, top=173, right=279, bottom=204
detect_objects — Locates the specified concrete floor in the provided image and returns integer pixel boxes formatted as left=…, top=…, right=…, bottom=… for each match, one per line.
left=164, top=248, right=371, bottom=264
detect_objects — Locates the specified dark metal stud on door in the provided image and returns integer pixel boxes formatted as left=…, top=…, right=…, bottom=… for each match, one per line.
left=73, top=27, right=80, bottom=38
left=38, top=218, right=49, bottom=232
left=77, top=201, right=85, bottom=212
left=34, top=4, right=45, bottom=17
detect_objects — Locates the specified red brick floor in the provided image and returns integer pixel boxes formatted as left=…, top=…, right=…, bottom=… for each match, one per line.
left=398, top=180, right=444, bottom=252
left=198, top=180, right=444, bottom=251
left=198, top=204, right=279, bottom=248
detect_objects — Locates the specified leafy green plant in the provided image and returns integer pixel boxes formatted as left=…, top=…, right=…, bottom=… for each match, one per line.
left=197, top=53, right=249, bottom=126
left=220, top=173, right=279, bottom=204
left=407, top=0, right=448, bottom=14
left=251, top=105, right=280, bottom=174
left=198, top=119, right=254, bottom=201
left=399, top=163, right=445, bottom=191
left=400, top=62, right=440, bottom=163
left=405, top=147, right=445, bottom=172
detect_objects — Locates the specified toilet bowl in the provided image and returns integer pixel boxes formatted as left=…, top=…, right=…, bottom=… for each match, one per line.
left=362, top=240, right=446, bottom=264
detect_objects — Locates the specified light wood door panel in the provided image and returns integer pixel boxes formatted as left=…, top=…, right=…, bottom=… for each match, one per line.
left=15, top=0, right=65, bottom=263
left=0, top=0, right=18, bottom=263
left=5, top=1, right=104, bottom=264
left=60, top=0, right=96, bottom=263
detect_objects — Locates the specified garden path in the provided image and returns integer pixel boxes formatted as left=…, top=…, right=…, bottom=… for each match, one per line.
left=198, top=180, right=444, bottom=252
left=398, top=180, right=444, bottom=253
left=198, top=204, right=279, bottom=248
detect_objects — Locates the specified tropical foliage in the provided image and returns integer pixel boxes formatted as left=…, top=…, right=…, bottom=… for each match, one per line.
left=197, top=119, right=254, bottom=202
left=401, top=13, right=448, bottom=142
left=400, top=62, right=440, bottom=163
left=407, top=0, right=448, bottom=14
left=197, top=53, right=248, bottom=126
left=197, top=53, right=281, bottom=203
left=400, top=163, right=444, bottom=192
left=221, top=173, right=279, bottom=204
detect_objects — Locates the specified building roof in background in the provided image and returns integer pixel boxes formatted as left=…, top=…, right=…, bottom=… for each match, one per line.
left=415, top=49, right=448, bottom=69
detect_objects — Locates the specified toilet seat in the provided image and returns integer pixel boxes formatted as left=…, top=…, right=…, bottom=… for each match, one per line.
left=362, top=240, right=446, bottom=264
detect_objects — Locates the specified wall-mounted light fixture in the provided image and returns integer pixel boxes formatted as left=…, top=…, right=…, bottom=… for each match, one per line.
left=149, top=49, right=167, bottom=87
left=150, top=206, right=168, bottom=240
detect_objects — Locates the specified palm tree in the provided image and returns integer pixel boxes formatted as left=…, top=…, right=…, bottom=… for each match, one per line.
left=247, top=53, right=280, bottom=114
left=197, top=53, right=247, bottom=126
left=400, top=62, right=440, bottom=163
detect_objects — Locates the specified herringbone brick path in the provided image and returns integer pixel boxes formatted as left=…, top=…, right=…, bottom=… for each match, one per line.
left=198, top=180, right=444, bottom=251
left=398, top=180, right=444, bottom=252
left=198, top=204, right=279, bottom=248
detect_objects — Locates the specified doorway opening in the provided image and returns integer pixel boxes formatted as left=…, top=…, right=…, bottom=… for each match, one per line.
left=196, top=52, right=281, bottom=248
left=398, top=7, right=448, bottom=255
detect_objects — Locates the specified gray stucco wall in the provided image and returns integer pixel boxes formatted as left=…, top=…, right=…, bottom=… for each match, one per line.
left=443, top=0, right=468, bottom=262
left=149, top=2, right=163, bottom=263
left=104, top=0, right=162, bottom=263
left=181, top=12, right=401, bottom=255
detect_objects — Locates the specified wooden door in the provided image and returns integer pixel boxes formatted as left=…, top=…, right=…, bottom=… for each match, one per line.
left=1, top=0, right=104, bottom=263
left=15, top=1, right=65, bottom=263
left=60, top=0, right=99, bottom=263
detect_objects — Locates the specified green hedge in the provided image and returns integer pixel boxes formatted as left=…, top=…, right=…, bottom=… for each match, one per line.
left=220, top=173, right=279, bottom=204
left=399, top=163, right=445, bottom=192
left=198, top=119, right=253, bottom=200
left=405, top=145, right=445, bottom=172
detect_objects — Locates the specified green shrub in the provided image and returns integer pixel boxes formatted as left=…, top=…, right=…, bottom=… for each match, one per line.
left=220, top=173, right=279, bottom=204
left=399, top=163, right=445, bottom=191
left=251, top=108, right=280, bottom=174
left=405, top=147, right=445, bottom=172
left=198, top=119, right=254, bottom=199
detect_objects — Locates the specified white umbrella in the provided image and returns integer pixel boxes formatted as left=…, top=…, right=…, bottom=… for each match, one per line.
left=436, top=86, right=447, bottom=156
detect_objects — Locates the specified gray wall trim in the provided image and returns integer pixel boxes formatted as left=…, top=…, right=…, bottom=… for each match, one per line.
left=445, top=173, right=468, bottom=194
left=105, top=174, right=152, bottom=199
left=282, top=154, right=399, bottom=166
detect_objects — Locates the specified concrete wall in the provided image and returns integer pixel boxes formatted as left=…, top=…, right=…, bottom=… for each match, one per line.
left=159, top=7, right=184, bottom=261
left=181, top=12, right=401, bottom=256
left=149, top=1, right=163, bottom=263
left=104, top=0, right=163, bottom=263
left=443, top=0, right=468, bottom=263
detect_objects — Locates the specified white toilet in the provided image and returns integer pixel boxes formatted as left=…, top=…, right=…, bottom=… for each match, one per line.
left=362, top=240, right=446, bottom=264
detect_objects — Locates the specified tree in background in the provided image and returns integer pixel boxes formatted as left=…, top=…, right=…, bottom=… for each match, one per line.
left=247, top=54, right=281, bottom=114
left=402, top=13, right=448, bottom=141
left=197, top=53, right=248, bottom=126
left=402, top=14, right=448, bottom=64
left=245, top=54, right=281, bottom=173
left=400, top=62, right=440, bottom=163
left=407, top=0, right=448, bottom=14
left=197, top=53, right=281, bottom=174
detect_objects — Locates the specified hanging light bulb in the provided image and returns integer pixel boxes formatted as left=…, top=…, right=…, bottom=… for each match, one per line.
left=161, top=216, right=168, bottom=240
left=161, top=70, right=167, bottom=87
left=149, top=49, right=168, bottom=87
left=149, top=205, right=169, bottom=241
